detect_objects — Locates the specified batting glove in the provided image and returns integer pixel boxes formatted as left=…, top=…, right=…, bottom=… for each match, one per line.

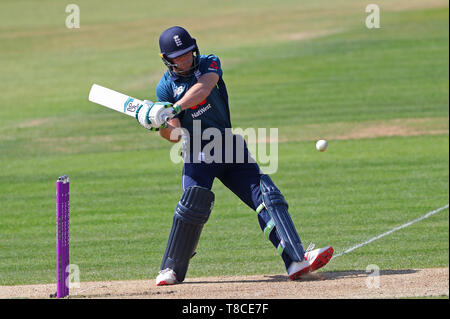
left=156, top=102, right=182, bottom=123
left=136, top=100, right=167, bottom=131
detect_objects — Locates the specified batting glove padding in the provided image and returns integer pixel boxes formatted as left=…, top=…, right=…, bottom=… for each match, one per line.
left=150, top=102, right=182, bottom=125
left=136, top=100, right=169, bottom=131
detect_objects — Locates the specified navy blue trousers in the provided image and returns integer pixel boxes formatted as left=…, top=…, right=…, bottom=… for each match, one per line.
left=181, top=135, right=296, bottom=270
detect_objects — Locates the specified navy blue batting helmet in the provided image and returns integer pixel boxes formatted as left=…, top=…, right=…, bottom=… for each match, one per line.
left=159, top=26, right=197, bottom=59
left=159, top=26, right=200, bottom=77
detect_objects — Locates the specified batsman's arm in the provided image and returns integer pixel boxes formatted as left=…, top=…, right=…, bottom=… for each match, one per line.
left=175, top=72, right=219, bottom=111
left=158, top=72, right=219, bottom=142
left=160, top=117, right=182, bottom=143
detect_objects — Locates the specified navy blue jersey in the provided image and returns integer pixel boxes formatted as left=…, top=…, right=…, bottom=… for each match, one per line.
left=156, top=54, right=231, bottom=135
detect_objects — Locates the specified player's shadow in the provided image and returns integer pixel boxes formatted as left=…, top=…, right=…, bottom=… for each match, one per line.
left=271, top=269, right=419, bottom=282
left=268, top=269, right=419, bottom=283
left=185, top=269, right=418, bottom=284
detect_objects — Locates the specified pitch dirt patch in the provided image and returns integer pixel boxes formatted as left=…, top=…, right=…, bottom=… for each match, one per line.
left=252, top=117, right=449, bottom=144
left=1, top=267, right=448, bottom=299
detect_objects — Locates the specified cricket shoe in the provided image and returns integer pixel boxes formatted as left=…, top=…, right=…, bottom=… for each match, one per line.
left=287, top=245, right=334, bottom=280
left=156, top=268, right=178, bottom=286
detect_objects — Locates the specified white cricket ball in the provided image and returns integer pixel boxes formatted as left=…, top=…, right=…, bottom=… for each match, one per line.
left=316, top=139, right=328, bottom=152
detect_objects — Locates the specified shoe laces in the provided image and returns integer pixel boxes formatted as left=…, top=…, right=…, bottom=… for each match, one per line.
left=158, top=268, right=173, bottom=275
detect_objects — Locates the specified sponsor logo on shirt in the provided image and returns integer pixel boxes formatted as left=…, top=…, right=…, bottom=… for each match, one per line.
left=208, top=61, right=219, bottom=71
left=191, top=99, right=207, bottom=110
left=191, top=103, right=212, bottom=118
left=173, top=85, right=185, bottom=97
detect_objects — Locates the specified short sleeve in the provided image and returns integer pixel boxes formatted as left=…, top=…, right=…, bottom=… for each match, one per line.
left=156, top=75, right=175, bottom=103
left=199, top=55, right=223, bottom=78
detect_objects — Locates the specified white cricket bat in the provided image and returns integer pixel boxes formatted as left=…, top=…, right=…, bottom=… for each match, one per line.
left=88, top=84, right=151, bottom=117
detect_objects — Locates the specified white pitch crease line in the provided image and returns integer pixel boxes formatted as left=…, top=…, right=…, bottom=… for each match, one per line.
left=332, top=204, right=449, bottom=259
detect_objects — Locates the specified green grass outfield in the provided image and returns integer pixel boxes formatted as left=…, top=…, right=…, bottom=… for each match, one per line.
left=0, top=0, right=448, bottom=285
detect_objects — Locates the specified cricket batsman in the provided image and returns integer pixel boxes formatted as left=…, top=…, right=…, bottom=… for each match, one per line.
left=135, top=26, right=334, bottom=286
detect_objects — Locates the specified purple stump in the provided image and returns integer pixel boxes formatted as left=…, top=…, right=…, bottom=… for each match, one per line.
left=56, top=175, right=70, bottom=298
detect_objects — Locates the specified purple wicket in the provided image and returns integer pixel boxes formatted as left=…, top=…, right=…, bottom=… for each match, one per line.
left=56, top=175, right=70, bottom=298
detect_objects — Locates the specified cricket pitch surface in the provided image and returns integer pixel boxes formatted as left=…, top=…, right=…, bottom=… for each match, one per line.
left=1, top=267, right=448, bottom=299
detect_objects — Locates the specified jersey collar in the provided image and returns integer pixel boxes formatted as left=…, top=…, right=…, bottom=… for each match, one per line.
left=169, top=69, right=202, bottom=82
